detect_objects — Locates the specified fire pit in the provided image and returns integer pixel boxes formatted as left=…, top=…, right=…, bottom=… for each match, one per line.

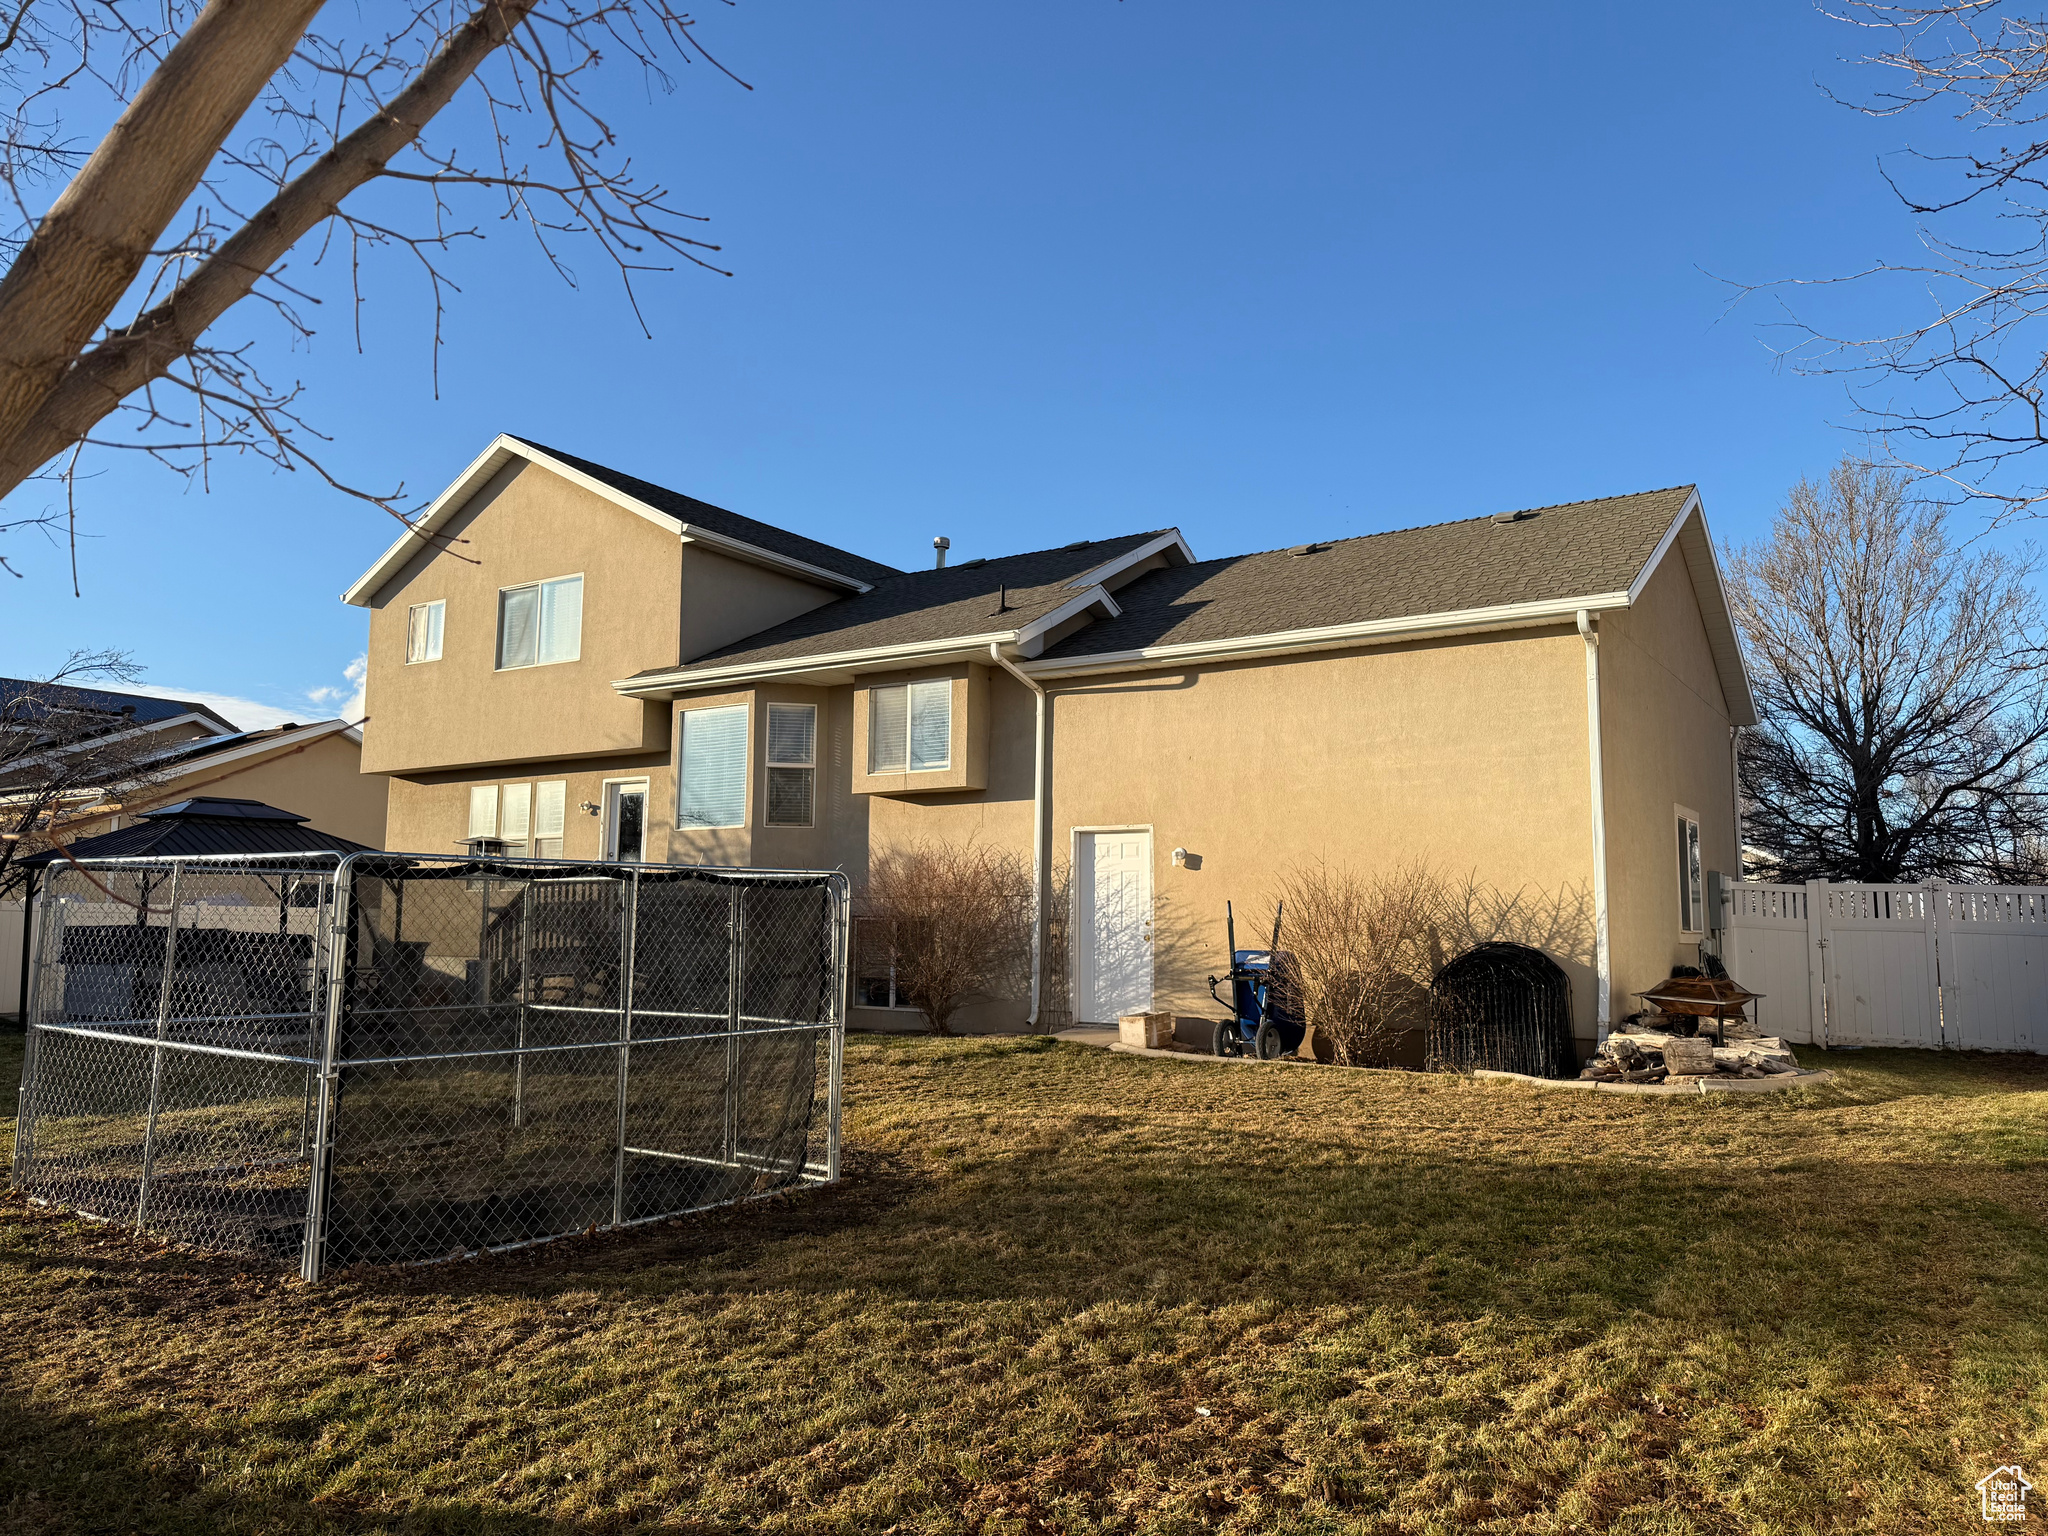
left=1633, top=975, right=1762, bottom=1047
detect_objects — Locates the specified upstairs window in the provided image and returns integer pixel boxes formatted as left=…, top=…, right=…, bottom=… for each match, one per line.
left=678, top=704, right=748, bottom=829
left=1677, top=809, right=1703, bottom=933
left=497, top=575, right=582, bottom=670
left=406, top=600, right=444, bottom=664
left=765, top=703, right=817, bottom=827
left=868, top=679, right=951, bottom=774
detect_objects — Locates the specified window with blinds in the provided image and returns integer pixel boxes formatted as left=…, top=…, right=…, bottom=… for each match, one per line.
left=765, top=703, right=816, bottom=827
left=467, top=784, right=499, bottom=840
left=406, top=600, right=444, bottom=664
left=496, top=575, right=582, bottom=669
left=535, top=780, right=566, bottom=858
left=868, top=679, right=951, bottom=773
left=679, top=704, right=748, bottom=828
left=501, top=783, right=532, bottom=854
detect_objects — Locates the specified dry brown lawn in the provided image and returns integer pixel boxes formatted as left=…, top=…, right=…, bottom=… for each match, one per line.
left=1, top=1030, right=2045, bottom=1534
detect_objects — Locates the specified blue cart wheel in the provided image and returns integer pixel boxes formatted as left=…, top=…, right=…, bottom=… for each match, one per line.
left=1254, top=1021, right=1286, bottom=1060
left=1211, top=1018, right=1240, bottom=1057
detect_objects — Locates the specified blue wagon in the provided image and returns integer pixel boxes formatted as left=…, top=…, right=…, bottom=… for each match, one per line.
left=1207, top=901, right=1306, bottom=1059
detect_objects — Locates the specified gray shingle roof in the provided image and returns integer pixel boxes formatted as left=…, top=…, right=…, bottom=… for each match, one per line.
left=20, top=798, right=373, bottom=867
left=510, top=438, right=902, bottom=586
left=0, top=678, right=237, bottom=732
left=646, top=531, right=1172, bottom=675
left=1041, top=486, right=1696, bottom=659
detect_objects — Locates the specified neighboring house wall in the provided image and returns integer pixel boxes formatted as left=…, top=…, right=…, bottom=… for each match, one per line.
left=358, top=459, right=680, bottom=776
left=60, top=731, right=387, bottom=850
left=1597, top=549, right=1739, bottom=1016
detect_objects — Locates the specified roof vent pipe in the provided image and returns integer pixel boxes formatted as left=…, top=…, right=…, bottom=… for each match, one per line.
left=933, top=536, right=950, bottom=568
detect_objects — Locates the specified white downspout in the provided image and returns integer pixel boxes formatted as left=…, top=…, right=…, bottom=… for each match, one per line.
left=1577, top=610, right=1612, bottom=1042
left=990, top=643, right=1048, bottom=1028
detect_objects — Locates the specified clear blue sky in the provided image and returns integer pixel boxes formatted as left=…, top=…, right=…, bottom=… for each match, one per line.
left=0, top=1, right=1978, bottom=725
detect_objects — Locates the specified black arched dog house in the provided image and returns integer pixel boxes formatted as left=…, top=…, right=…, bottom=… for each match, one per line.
left=1427, top=942, right=1575, bottom=1079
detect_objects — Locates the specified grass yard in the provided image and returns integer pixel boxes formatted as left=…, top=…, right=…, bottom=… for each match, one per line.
left=1, top=1030, right=2045, bottom=1534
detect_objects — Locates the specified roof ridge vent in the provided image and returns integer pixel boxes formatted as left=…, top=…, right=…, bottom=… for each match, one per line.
left=1492, top=509, right=1538, bottom=525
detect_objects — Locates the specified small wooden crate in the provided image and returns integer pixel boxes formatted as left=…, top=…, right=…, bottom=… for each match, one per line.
left=1119, top=1012, right=1177, bottom=1050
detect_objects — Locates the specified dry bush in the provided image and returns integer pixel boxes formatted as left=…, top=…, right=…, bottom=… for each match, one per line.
left=859, top=841, right=1033, bottom=1035
left=1266, top=860, right=1445, bottom=1067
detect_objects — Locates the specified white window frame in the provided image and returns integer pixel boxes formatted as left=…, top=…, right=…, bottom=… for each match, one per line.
left=467, top=784, right=499, bottom=841
left=867, top=678, right=952, bottom=774
left=764, top=702, right=817, bottom=828
left=603, top=776, right=651, bottom=862
left=406, top=599, right=445, bottom=664
left=677, top=703, right=749, bottom=830
left=1677, top=805, right=1704, bottom=935
left=495, top=573, right=584, bottom=671
left=501, top=782, right=532, bottom=855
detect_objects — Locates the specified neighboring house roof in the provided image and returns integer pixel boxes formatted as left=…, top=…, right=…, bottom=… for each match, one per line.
left=21, top=796, right=372, bottom=867
left=635, top=530, right=1177, bottom=680
left=130, top=718, right=357, bottom=777
left=0, top=676, right=239, bottom=734
left=341, top=434, right=901, bottom=605
left=613, top=485, right=1756, bottom=725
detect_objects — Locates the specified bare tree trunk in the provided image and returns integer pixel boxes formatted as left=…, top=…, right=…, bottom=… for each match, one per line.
left=0, top=0, right=536, bottom=501
left=0, top=0, right=326, bottom=465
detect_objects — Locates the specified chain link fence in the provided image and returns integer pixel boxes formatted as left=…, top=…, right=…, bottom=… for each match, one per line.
left=10, top=852, right=847, bottom=1279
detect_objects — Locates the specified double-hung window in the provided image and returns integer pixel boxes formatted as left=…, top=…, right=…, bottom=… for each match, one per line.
left=678, top=704, right=748, bottom=828
left=1677, top=809, right=1704, bottom=933
left=496, top=575, right=583, bottom=670
left=868, top=679, right=951, bottom=774
left=406, top=600, right=444, bottom=663
left=765, top=703, right=816, bottom=827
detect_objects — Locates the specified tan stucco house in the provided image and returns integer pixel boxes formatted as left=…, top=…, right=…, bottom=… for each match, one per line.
left=346, top=434, right=1755, bottom=1048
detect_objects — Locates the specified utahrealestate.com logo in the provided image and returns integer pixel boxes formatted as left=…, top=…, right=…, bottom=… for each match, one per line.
left=1980, top=1466, right=2035, bottom=1524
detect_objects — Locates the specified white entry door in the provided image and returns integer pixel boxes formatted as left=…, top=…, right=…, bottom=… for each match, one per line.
left=1075, top=829, right=1153, bottom=1023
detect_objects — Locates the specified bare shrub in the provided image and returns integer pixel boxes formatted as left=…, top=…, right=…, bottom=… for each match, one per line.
left=1265, top=860, right=1445, bottom=1067
left=859, top=841, right=1033, bottom=1036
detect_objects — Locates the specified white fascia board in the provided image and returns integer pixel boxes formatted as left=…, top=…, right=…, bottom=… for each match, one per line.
left=1013, top=585, right=1121, bottom=658
left=118, top=718, right=357, bottom=785
left=1624, top=491, right=1759, bottom=727
left=671, top=525, right=873, bottom=593
left=1074, top=530, right=1195, bottom=588
left=1017, top=592, right=1630, bottom=680
left=341, top=434, right=874, bottom=607
left=613, top=631, right=1023, bottom=697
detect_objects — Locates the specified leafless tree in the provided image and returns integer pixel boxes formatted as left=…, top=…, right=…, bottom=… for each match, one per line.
left=859, top=841, right=1033, bottom=1036
left=1264, top=860, right=1444, bottom=1067
left=0, top=650, right=171, bottom=893
left=1728, top=456, right=2048, bottom=882
left=1748, top=3, right=2048, bottom=518
left=0, top=0, right=740, bottom=584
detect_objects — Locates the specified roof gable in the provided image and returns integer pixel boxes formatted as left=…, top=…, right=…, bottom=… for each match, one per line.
left=342, top=435, right=901, bottom=606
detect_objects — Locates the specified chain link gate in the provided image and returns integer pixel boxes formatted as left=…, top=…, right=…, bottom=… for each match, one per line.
left=10, top=852, right=848, bottom=1279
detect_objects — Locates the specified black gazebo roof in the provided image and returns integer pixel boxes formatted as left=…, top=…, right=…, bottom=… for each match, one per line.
left=22, top=797, right=375, bottom=868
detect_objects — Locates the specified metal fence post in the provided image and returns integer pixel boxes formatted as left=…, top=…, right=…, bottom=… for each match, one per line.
left=827, top=877, right=847, bottom=1184
left=515, top=880, right=533, bottom=1129
left=725, top=882, right=744, bottom=1167
left=134, top=863, right=186, bottom=1230
left=612, top=871, right=639, bottom=1229
left=300, top=860, right=356, bottom=1283
left=10, top=886, right=67, bottom=1186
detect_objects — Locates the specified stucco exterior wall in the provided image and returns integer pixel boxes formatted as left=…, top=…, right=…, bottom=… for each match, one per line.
left=679, top=546, right=838, bottom=664
left=384, top=752, right=672, bottom=861
left=1595, top=549, right=1740, bottom=1018
left=358, top=460, right=678, bottom=776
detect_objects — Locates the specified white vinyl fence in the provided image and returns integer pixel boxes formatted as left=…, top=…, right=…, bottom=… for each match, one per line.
left=1718, top=879, right=2047, bottom=1051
